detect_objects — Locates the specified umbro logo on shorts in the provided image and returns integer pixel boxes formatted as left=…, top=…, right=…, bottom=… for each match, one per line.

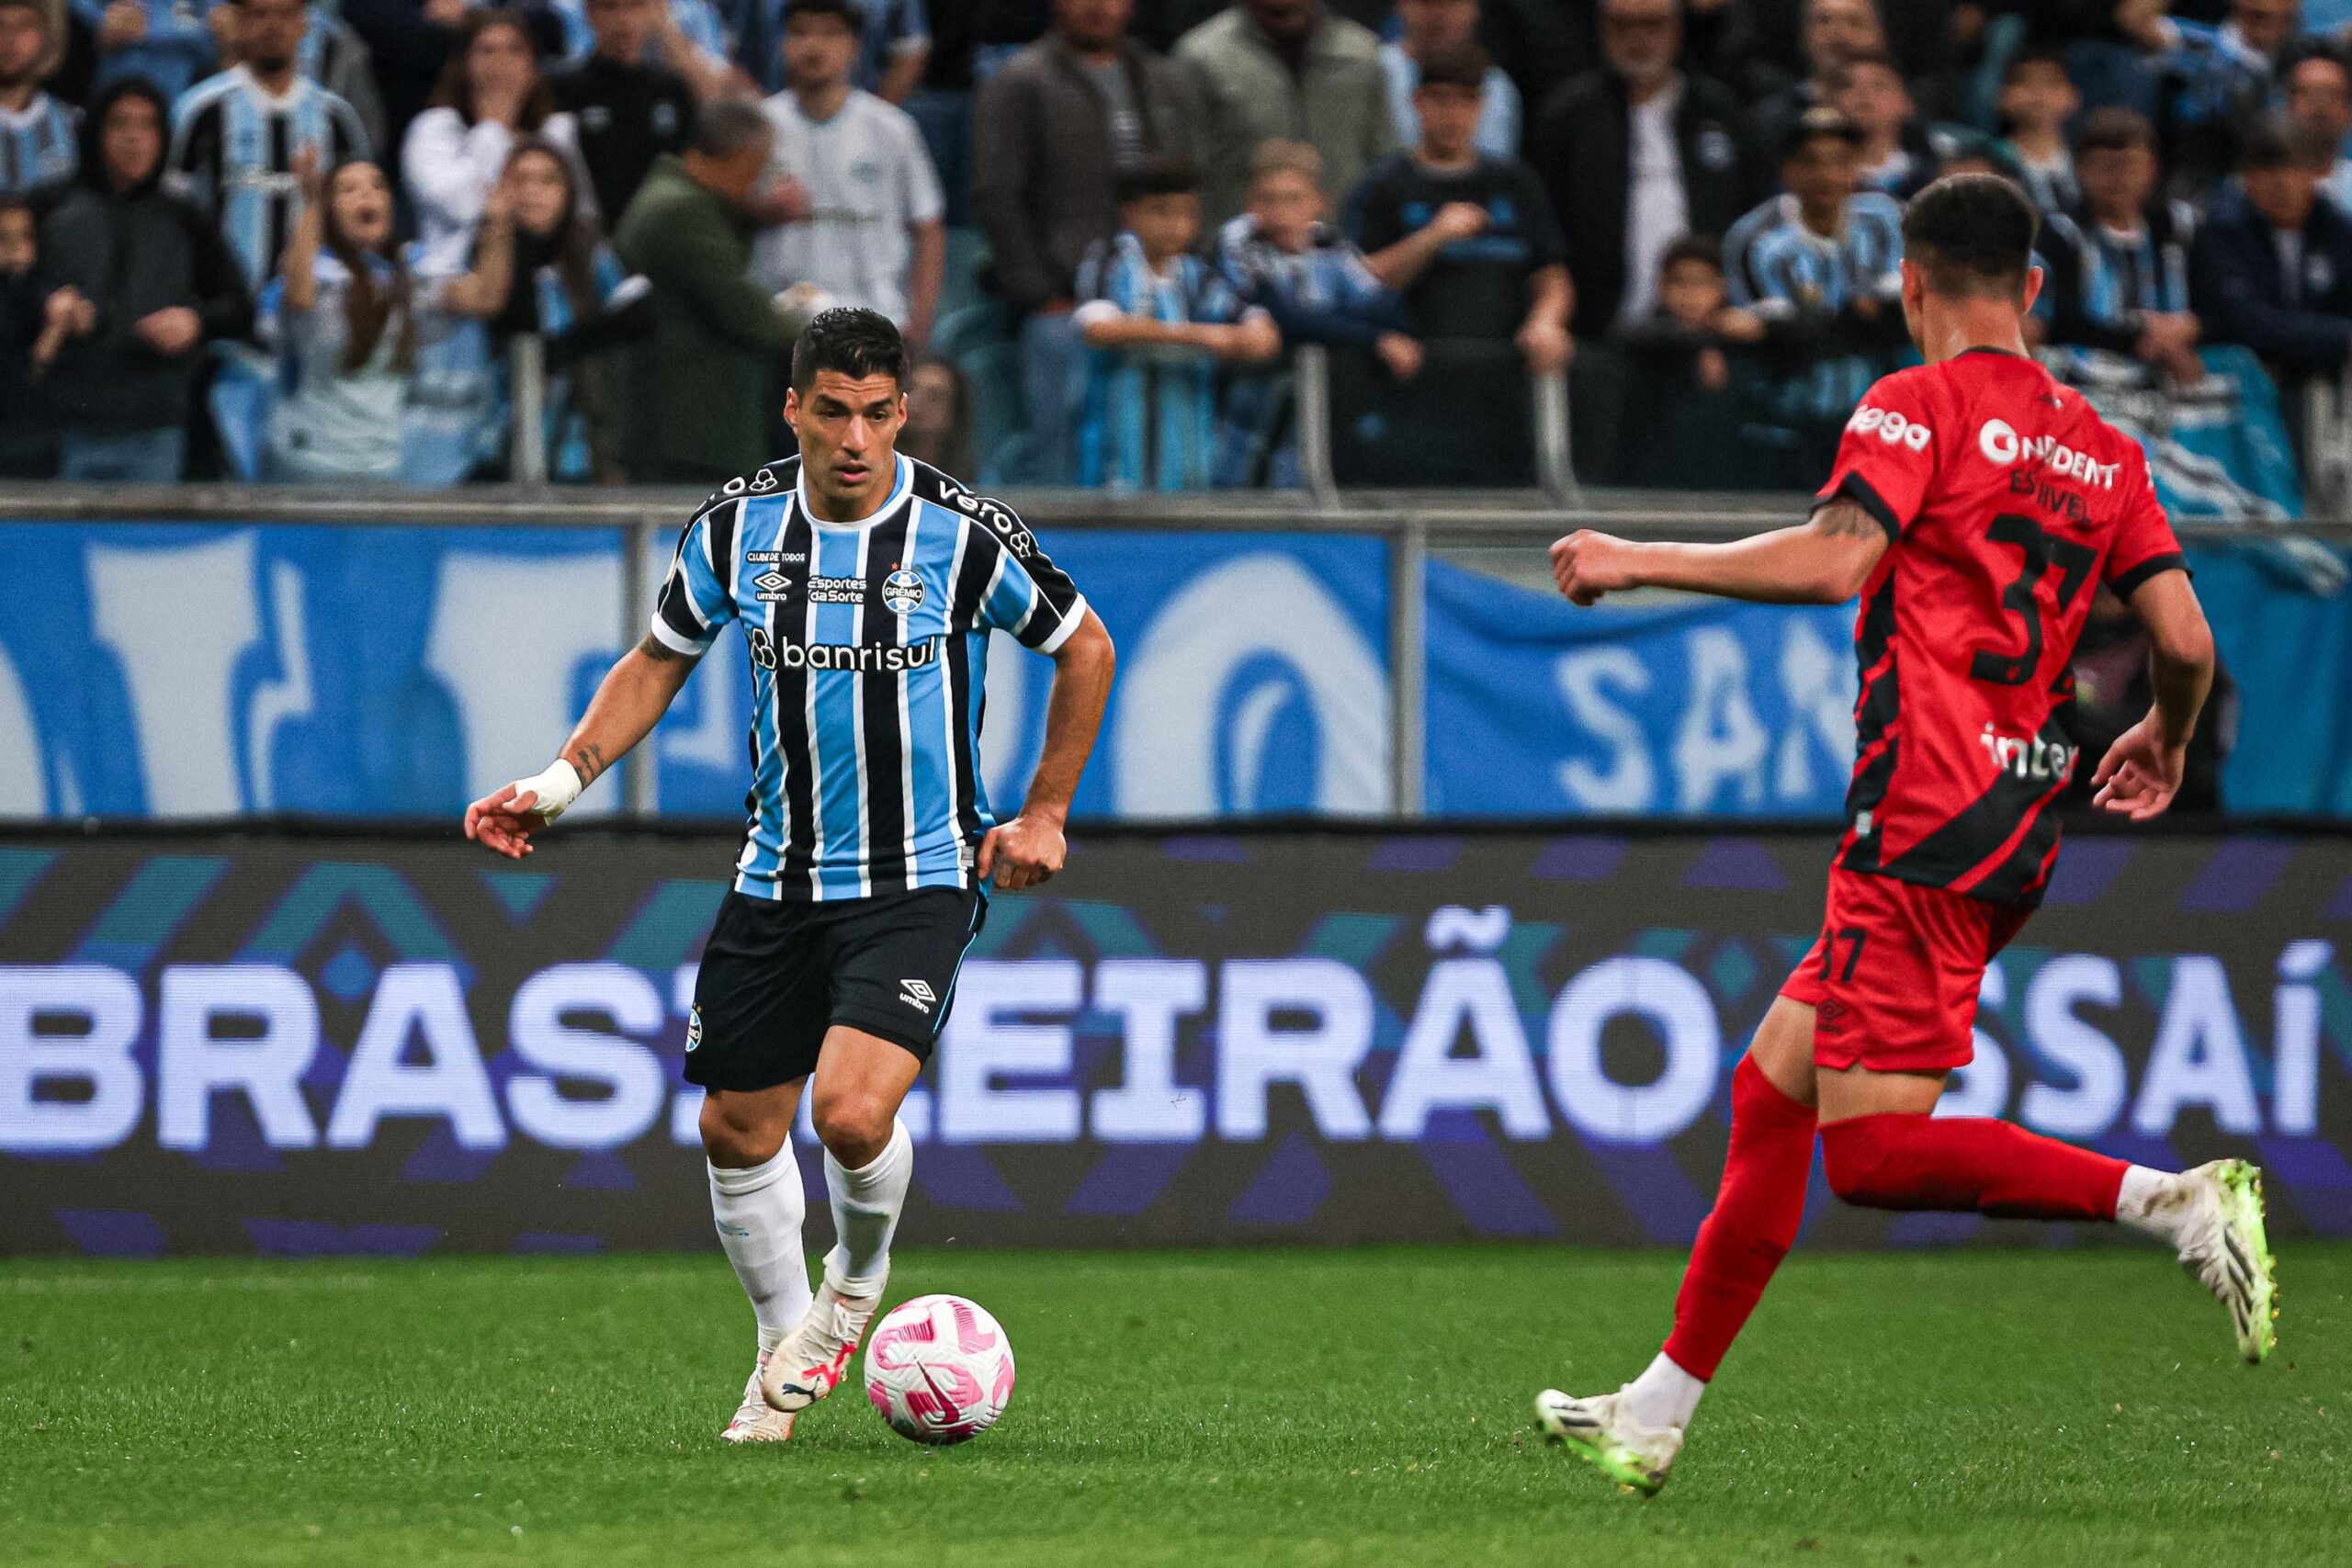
left=900, top=978, right=937, bottom=1014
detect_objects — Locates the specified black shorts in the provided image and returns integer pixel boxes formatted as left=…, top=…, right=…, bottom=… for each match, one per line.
left=684, top=885, right=988, bottom=1092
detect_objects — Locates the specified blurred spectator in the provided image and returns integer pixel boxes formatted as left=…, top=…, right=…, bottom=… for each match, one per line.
left=612, top=96, right=794, bottom=481
left=170, top=0, right=372, bottom=292
left=750, top=0, right=944, bottom=345
left=2065, top=587, right=2236, bottom=814
left=1833, top=47, right=1930, bottom=202
left=207, top=0, right=390, bottom=153
left=1381, top=0, right=1519, bottom=160
left=40, top=78, right=252, bottom=480
left=343, top=0, right=566, bottom=162
left=551, top=0, right=742, bottom=101
left=0, top=195, right=76, bottom=475
left=80, top=0, right=218, bottom=103
left=742, top=0, right=929, bottom=99
left=488, top=135, right=645, bottom=480
left=973, top=0, right=1193, bottom=482
left=1215, top=136, right=1414, bottom=483
left=1609, top=231, right=1770, bottom=488
left=899, top=349, right=971, bottom=474
left=1531, top=0, right=1752, bottom=340
left=258, top=152, right=512, bottom=479
left=1754, top=0, right=1884, bottom=159
left=1996, top=45, right=2082, bottom=216
left=1348, top=42, right=1569, bottom=373
left=551, top=0, right=699, bottom=227
left=1175, top=0, right=1395, bottom=230
left=1071, top=155, right=1279, bottom=489
left=1722, top=106, right=1905, bottom=473
left=2042, top=107, right=2203, bottom=379
left=0, top=0, right=76, bottom=197
left=2283, top=42, right=2352, bottom=209
left=404, top=10, right=582, bottom=276
left=2193, top=116, right=2352, bottom=403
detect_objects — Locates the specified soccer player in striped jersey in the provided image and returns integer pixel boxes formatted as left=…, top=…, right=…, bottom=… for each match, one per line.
left=167, top=0, right=370, bottom=291
left=463, top=307, right=1115, bottom=1444
left=0, top=0, right=77, bottom=198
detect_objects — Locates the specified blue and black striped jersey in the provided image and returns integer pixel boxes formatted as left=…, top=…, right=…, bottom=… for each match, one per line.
left=167, top=65, right=371, bottom=292
left=0, top=93, right=78, bottom=198
left=651, top=454, right=1088, bottom=903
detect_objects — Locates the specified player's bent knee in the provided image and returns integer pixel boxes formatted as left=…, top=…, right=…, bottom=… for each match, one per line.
left=1819, top=1114, right=1917, bottom=1208
left=810, top=1093, right=895, bottom=1168
left=698, top=1093, right=789, bottom=1168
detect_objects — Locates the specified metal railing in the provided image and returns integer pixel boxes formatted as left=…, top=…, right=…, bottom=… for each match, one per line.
left=7, top=483, right=2344, bottom=819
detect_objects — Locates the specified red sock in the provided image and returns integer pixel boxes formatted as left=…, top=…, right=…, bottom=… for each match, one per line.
left=1819, top=1112, right=2127, bottom=1220
left=1660, top=1055, right=1817, bottom=1382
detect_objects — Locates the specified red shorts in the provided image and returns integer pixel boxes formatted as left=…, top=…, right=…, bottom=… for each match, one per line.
left=1780, top=867, right=2035, bottom=1075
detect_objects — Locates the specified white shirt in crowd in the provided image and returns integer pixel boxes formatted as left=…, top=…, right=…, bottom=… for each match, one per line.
left=402, top=107, right=584, bottom=276
left=752, top=87, right=943, bottom=330
left=1620, top=78, right=1687, bottom=323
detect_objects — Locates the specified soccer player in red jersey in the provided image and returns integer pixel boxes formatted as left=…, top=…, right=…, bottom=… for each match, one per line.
left=1533, top=174, right=2277, bottom=1495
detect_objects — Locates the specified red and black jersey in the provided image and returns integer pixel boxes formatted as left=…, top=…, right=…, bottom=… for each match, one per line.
left=1815, top=347, right=2186, bottom=907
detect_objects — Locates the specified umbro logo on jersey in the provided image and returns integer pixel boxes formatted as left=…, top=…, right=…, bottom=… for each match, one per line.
left=899, top=978, right=937, bottom=1013
left=754, top=572, right=793, bottom=601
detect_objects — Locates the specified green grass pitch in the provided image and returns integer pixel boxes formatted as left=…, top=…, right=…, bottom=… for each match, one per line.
left=4, top=1244, right=2346, bottom=1566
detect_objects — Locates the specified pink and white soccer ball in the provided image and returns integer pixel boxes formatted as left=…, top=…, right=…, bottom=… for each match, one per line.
left=864, top=1293, right=1015, bottom=1445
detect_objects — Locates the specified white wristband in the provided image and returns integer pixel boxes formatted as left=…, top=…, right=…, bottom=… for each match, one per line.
left=513, top=759, right=584, bottom=821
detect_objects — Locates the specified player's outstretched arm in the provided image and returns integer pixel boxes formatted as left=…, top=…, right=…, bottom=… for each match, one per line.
left=1550, top=498, right=1890, bottom=608
left=463, top=636, right=701, bottom=859
left=977, top=610, right=1115, bottom=892
left=2091, top=569, right=2215, bottom=822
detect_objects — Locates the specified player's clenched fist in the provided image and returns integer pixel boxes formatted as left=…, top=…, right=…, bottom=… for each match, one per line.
left=976, top=813, right=1066, bottom=891
left=1551, top=529, right=1641, bottom=606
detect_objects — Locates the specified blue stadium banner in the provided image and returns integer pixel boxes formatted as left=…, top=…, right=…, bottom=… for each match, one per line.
left=0, top=524, right=1389, bottom=821
left=1, top=829, right=2345, bottom=1257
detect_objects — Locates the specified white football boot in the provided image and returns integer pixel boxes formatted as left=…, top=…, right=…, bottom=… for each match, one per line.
left=2167, top=1158, right=2279, bottom=1363
left=1534, top=1387, right=1683, bottom=1496
left=722, top=1349, right=795, bottom=1442
left=761, top=1274, right=885, bottom=1414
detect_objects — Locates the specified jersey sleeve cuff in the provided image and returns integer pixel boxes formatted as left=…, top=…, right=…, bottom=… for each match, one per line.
left=1815, top=473, right=1905, bottom=542
left=647, top=613, right=716, bottom=657
left=2108, top=550, right=2189, bottom=598
left=1035, top=595, right=1089, bottom=655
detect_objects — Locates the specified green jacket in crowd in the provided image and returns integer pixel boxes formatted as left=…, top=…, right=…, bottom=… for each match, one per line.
left=613, top=154, right=795, bottom=481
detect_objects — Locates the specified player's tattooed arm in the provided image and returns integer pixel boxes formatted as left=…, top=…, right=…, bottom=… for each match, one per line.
left=566, top=740, right=608, bottom=787
left=1810, top=498, right=1883, bottom=541
left=637, top=633, right=686, bottom=662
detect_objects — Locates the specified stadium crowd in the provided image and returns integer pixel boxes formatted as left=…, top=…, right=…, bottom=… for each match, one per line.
left=0, top=0, right=2348, bottom=496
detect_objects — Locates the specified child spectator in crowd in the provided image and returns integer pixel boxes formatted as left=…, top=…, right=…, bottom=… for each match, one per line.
left=404, top=10, right=582, bottom=276
left=1216, top=137, right=1416, bottom=485
left=487, top=135, right=645, bottom=481
left=0, top=197, right=81, bottom=475
left=40, top=77, right=254, bottom=481
left=1382, top=0, right=1519, bottom=162
left=1996, top=46, right=2081, bottom=217
left=258, top=152, right=512, bottom=480
left=1723, top=106, right=1905, bottom=475
left=171, top=0, right=372, bottom=292
left=750, top=0, right=943, bottom=347
left=1835, top=49, right=1929, bottom=202
left=0, top=0, right=78, bottom=197
left=899, top=350, right=971, bottom=477
left=1072, top=156, right=1280, bottom=491
left=1610, top=233, right=1771, bottom=489
left=1347, top=40, right=1568, bottom=483
left=2041, top=107, right=2202, bottom=381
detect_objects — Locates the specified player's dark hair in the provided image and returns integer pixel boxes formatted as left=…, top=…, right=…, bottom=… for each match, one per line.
left=2239, top=113, right=2336, bottom=173
left=1660, top=232, right=1723, bottom=276
left=784, top=0, right=866, bottom=29
left=1901, top=172, right=2039, bottom=302
left=1415, top=42, right=1490, bottom=95
left=791, top=307, right=910, bottom=393
left=1116, top=155, right=1197, bottom=205
left=2074, top=106, right=2158, bottom=160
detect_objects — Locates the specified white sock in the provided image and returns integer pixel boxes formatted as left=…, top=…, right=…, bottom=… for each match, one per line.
left=707, top=1145, right=812, bottom=1350
left=1623, top=1351, right=1706, bottom=1432
left=824, top=1119, right=912, bottom=1295
left=2116, top=1164, right=2189, bottom=1246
